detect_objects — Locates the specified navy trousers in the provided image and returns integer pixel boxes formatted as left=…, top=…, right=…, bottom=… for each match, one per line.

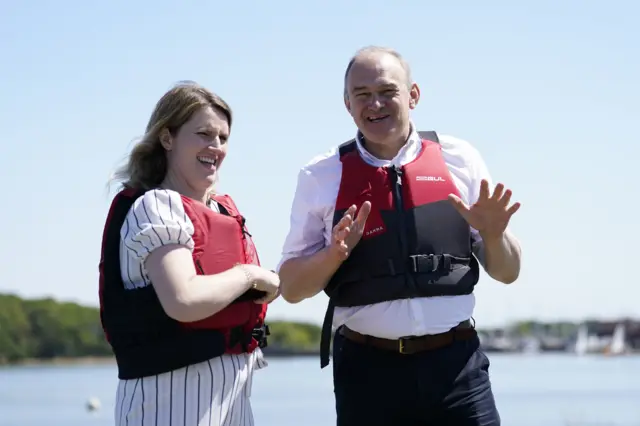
left=332, top=328, right=501, bottom=426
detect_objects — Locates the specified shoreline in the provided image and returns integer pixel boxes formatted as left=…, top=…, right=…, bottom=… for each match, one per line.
left=0, top=349, right=321, bottom=368
left=2, top=351, right=639, bottom=368
left=1, top=356, right=116, bottom=367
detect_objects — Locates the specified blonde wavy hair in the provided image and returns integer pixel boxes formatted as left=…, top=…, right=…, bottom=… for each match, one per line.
left=111, top=81, right=233, bottom=191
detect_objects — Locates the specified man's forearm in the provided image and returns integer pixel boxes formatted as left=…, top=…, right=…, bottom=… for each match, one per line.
left=480, top=229, right=521, bottom=284
left=278, top=247, right=344, bottom=303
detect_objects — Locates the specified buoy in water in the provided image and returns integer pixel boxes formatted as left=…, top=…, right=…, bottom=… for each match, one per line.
left=86, top=397, right=101, bottom=412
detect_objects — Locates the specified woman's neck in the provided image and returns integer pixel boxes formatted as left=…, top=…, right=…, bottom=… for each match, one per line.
left=160, top=173, right=208, bottom=204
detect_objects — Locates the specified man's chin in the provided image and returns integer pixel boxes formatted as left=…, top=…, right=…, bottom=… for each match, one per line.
left=360, top=124, right=398, bottom=144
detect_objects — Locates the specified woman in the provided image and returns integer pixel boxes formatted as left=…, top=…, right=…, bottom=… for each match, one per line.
left=98, top=81, right=280, bottom=426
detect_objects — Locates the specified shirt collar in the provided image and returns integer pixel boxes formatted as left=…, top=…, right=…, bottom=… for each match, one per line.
left=354, top=121, right=422, bottom=167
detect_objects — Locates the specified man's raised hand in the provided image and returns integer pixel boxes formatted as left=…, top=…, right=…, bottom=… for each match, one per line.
left=448, top=180, right=520, bottom=241
left=329, top=202, right=372, bottom=260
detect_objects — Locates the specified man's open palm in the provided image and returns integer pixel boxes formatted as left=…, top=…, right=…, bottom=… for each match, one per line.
left=448, top=180, right=520, bottom=240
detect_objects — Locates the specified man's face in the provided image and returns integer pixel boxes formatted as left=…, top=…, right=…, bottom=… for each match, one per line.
left=344, top=52, right=420, bottom=147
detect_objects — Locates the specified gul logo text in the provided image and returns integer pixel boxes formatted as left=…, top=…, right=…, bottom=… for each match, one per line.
left=416, top=176, right=445, bottom=182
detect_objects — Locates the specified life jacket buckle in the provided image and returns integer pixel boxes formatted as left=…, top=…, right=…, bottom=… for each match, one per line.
left=409, top=254, right=440, bottom=273
left=252, top=323, right=270, bottom=349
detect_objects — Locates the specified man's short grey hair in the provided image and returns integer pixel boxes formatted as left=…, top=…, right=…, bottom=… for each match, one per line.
left=343, top=46, right=413, bottom=100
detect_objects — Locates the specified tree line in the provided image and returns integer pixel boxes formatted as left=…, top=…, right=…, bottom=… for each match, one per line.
left=0, top=293, right=322, bottom=364
left=5, top=292, right=630, bottom=364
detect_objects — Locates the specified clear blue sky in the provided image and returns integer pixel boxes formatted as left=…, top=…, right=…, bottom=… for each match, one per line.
left=1, top=1, right=637, bottom=328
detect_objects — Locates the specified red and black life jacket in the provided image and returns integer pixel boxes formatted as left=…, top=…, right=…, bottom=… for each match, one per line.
left=319, top=131, right=480, bottom=368
left=98, top=188, right=269, bottom=380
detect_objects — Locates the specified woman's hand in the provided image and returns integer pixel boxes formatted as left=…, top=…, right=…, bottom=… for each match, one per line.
left=239, top=264, right=281, bottom=304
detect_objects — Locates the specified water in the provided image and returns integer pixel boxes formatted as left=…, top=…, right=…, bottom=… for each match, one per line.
left=1, top=354, right=639, bottom=425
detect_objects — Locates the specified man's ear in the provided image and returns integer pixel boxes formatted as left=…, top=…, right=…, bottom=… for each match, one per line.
left=344, top=95, right=351, bottom=113
left=409, top=82, right=420, bottom=109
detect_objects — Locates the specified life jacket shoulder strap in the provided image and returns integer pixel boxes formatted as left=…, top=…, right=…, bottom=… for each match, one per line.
left=101, top=187, right=145, bottom=251
left=338, top=138, right=357, bottom=158
left=211, top=193, right=240, bottom=216
left=418, top=130, right=439, bottom=144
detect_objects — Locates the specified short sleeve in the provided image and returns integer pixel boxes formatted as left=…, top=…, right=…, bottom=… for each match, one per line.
left=276, top=168, right=327, bottom=271
left=120, top=189, right=195, bottom=263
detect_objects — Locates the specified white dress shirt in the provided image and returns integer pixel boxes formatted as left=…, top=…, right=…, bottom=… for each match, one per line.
left=278, top=124, right=494, bottom=339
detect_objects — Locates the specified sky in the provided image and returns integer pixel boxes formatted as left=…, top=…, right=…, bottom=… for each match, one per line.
left=0, top=1, right=638, bottom=328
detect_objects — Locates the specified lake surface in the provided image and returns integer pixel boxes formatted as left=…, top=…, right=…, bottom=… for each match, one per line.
left=1, top=354, right=639, bottom=425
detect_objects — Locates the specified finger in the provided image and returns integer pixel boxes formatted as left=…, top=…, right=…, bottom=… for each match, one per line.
left=253, top=294, right=269, bottom=304
left=254, top=295, right=275, bottom=304
left=344, top=205, right=357, bottom=219
left=331, top=233, right=350, bottom=251
left=254, top=289, right=280, bottom=304
left=491, top=183, right=504, bottom=202
left=506, top=202, right=521, bottom=216
left=448, top=194, right=470, bottom=215
left=337, top=213, right=354, bottom=229
left=336, top=245, right=349, bottom=258
left=267, top=289, right=281, bottom=304
left=479, top=180, right=491, bottom=201
left=334, top=226, right=350, bottom=243
left=339, top=206, right=357, bottom=224
left=498, top=189, right=512, bottom=208
left=353, top=201, right=372, bottom=229
left=332, top=215, right=353, bottom=237
left=327, top=243, right=350, bottom=260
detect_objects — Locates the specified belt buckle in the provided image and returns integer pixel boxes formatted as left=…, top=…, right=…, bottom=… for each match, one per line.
left=398, top=337, right=407, bottom=354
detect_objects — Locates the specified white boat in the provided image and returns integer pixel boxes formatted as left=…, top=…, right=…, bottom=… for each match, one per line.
left=604, top=323, right=628, bottom=356
left=574, top=324, right=589, bottom=355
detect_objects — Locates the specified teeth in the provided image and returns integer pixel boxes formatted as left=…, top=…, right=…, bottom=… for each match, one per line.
left=197, top=156, right=217, bottom=165
left=368, top=116, right=387, bottom=122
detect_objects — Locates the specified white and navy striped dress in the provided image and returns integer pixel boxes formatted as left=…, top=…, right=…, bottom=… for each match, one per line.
left=116, top=188, right=268, bottom=426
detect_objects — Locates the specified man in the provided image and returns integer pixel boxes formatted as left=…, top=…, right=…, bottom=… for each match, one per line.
left=277, top=46, right=522, bottom=425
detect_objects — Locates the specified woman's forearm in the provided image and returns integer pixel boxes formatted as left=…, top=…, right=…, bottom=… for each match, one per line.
left=146, top=245, right=253, bottom=322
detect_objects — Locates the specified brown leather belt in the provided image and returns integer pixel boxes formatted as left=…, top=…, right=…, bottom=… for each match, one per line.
left=340, top=319, right=476, bottom=355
